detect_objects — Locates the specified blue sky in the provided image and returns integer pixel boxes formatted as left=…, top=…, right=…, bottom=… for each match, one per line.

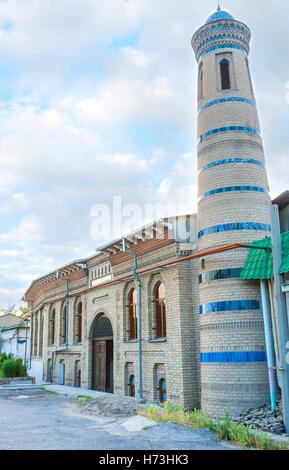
left=0, top=0, right=288, bottom=308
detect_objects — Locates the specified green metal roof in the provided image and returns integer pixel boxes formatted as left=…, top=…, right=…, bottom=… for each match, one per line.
left=241, top=232, right=289, bottom=280
left=280, top=232, right=289, bottom=274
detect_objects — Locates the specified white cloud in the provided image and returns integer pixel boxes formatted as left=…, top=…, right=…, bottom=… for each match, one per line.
left=0, top=0, right=288, bottom=307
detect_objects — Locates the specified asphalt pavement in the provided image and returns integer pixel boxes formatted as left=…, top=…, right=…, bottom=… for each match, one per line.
left=0, top=388, right=240, bottom=450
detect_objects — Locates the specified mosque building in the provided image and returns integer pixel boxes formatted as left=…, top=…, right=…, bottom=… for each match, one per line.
left=24, top=6, right=285, bottom=417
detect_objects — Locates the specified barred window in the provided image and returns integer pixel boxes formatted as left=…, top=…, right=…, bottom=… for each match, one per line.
left=128, top=289, right=137, bottom=340
left=49, top=308, right=56, bottom=345
left=154, top=282, right=166, bottom=339
left=128, top=375, right=135, bottom=397
left=60, top=304, right=67, bottom=344
left=76, top=302, right=82, bottom=343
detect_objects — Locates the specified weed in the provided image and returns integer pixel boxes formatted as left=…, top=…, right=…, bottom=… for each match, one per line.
left=40, top=387, right=59, bottom=395
left=138, top=402, right=289, bottom=451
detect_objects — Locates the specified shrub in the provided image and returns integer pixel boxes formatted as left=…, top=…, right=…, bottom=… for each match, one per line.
left=1, top=358, right=17, bottom=378
left=15, top=358, right=27, bottom=377
left=0, top=356, right=27, bottom=378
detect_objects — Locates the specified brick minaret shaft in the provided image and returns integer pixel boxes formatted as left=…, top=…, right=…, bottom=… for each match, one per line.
left=192, top=8, right=272, bottom=417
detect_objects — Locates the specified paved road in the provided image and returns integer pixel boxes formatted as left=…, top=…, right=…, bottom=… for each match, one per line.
left=0, top=389, right=240, bottom=450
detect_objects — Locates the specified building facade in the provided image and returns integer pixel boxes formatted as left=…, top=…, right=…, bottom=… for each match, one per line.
left=273, top=191, right=289, bottom=320
left=0, top=314, right=30, bottom=366
left=24, top=7, right=282, bottom=417
left=26, top=217, right=202, bottom=409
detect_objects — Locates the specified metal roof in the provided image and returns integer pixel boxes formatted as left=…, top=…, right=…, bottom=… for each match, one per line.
left=272, top=190, right=289, bottom=211
left=241, top=232, right=289, bottom=280
left=205, top=9, right=234, bottom=24
left=0, top=314, right=24, bottom=329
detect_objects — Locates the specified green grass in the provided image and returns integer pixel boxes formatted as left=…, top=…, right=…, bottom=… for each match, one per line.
left=40, top=387, right=59, bottom=395
left=138, top=402, right=289, bottom=451
left=76, top=395, right=92, bottom=400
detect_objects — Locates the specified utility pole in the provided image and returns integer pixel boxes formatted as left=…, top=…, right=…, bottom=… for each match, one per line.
left=271, top=205, right=289, bottom=433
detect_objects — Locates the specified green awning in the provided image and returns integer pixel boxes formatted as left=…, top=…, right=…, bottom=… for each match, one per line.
left=241, top=232, right=289, bottom=280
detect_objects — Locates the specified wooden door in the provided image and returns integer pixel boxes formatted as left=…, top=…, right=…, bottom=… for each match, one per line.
left=92, top=340, right=106, bottom=391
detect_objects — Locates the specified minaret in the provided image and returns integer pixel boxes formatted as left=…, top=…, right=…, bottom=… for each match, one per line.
left=192, top=8, right=271, bottom=417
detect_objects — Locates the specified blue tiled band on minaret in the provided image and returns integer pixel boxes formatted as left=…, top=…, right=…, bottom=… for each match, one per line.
left=199, top=268, right=243, bottom=284
left=201, top=351, right=267, bottom=363
left=199, top=186, right=268, bottom=201
left=198, top=158, right=265, bottom=174
left=199, top=126, right=261, bottom=143
left=200, top=300, right=260, bottom=314
left=200, top=44, right=247, bottom=57
left=198, top=222, right=271, bottom=239
left=198, top=97, right=256, bottom=114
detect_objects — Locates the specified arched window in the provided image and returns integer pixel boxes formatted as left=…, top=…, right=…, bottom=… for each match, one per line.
left=154, top=282, right=166, bottom=339
left=159, top=378, right=167, bottom=403
left=39, top=312, right=44, bottom=357
left=60, top=304, right=67, bottom=345
left=128, top=288, right=137, bottom=340
left=76, top=302, right=82, bottom=343
left=49, top=308, right=56, bottom=345
left=220, top=59, right=231, bottom=90
left=128, top=375, right=135, bottom=397
left=33, top=313, right=38, bottom=356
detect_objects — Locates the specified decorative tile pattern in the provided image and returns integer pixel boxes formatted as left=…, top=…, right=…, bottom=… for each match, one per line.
left=198, top=222, right=271, bottom=239
left=199, top=186, right=268, bottom=201
left=201, top=351, right=267, bottom=363
left=200, top=300, right=260, bottom=314
left=199, top=126, right=261, bottom=143
left=198, top=158, right=265, bottom=174
left=198, top=97, right=256, bottom=114
left=200, top=44, right=247, bottom=58
left=199, top=268, right=243, bottom=284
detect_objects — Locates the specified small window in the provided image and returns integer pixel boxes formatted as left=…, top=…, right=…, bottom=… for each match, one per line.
left=220, top=59, right=231, bottom=90
left=128, top=289, right=138, bottom=340
left=154, top=282, right=166, bottom=339
left=128, top=375, right=135, bottom=397
left=159, top=379, right=167, bottom=403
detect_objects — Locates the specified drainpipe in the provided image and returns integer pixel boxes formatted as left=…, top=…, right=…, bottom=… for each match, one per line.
left=271, top=205, right=289, bottom=433
left=23, top=295, right=33, bottom=371
left=122, top=238, right=143, bottom=400
left=50, top=272, right=69, bottom=383
left=260, top=279, right=277, bottom=410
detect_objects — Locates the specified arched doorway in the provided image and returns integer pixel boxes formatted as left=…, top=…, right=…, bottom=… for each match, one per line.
left=92, top=315, right=113, bottom=393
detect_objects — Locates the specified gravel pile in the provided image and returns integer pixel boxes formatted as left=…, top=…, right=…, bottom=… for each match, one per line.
left=232, top=399, right=285, bottom=434
left=78, top=395, right=144, bottom=418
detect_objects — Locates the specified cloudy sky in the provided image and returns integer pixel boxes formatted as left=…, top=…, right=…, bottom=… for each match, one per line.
left=0, top=0, right=288, bottom=308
